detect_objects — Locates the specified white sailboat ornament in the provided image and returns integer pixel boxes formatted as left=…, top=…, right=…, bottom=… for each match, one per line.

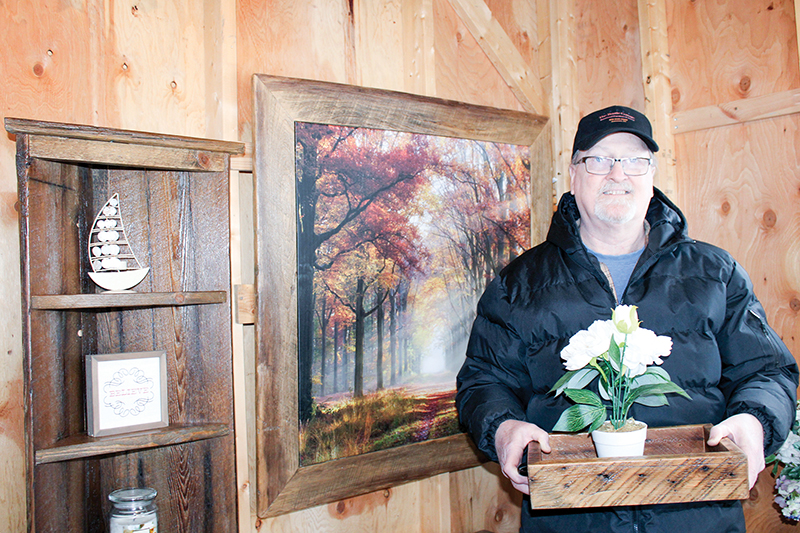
left=88, top=194, right=150, bottom=292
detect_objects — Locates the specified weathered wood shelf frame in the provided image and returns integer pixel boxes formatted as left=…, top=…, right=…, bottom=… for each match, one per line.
left=31, top=291, right=227, bottom=309
left=9, top=117, right=244, bottom=532
left=35, top=423, right=230, bottom=464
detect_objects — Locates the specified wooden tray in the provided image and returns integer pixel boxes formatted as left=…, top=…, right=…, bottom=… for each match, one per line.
left=526, top=424, right=748, bottom=509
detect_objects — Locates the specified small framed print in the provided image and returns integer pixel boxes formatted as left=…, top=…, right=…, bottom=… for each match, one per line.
left=86, top=350, right=169, bottom=437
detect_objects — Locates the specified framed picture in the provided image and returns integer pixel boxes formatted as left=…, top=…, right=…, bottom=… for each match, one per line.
left=86, top=350, right=169, bottom=437
left=253, top=74, right=550, bottom=517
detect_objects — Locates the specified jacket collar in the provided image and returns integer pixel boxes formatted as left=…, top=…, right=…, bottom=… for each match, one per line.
left=547, top=187, right=690, bottom=259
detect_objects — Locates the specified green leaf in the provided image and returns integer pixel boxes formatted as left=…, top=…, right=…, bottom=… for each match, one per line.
left=587, top=414, right=607, bottom=433
left=782, top=464, right=800, bottom=480
left=630, top=370, right=670, bottom=389
left=564, top=388, right=603, bottom=407
left=607, top=336, right=622, bottom=370
left=642, top=366, right=671, bottom=381
left=550, top=369, right=579, bottom=394
left=625, top=382, right=691, bottom=411
left=633, top=393, right=668, bottom=407
left=552, top=404, right=606, bottom=433
left=598, top=380, right=610, bottom=401
left=550, top=367, right=598, bottom=396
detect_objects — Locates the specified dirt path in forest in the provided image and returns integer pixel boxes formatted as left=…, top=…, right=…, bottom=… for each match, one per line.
left=412, top=389, right=456, bottom=442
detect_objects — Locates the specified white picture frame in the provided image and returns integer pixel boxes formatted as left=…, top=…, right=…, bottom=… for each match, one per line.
left=86, top=350, right=169, bottom=437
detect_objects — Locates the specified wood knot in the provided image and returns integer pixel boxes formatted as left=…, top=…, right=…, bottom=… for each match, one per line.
left=739, top=76, right=751, bottom=95
left=762, top=209, right=777, bottom=228
left=494, top=509, right=505, bottom=522
left=198, top=152, right=211, bottom=169
left=383, top=489, right=391, bottom=499
left=33, top=62, right=44, bottom=77
left=671, top=88, right=681, bottom=105
left=721, top=200, right=731, bottom=215
left=790, top=297, right=800, bottom=312
left=336, top=501, right=346, bottom=514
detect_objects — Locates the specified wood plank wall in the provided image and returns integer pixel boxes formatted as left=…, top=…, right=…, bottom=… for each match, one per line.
left=1, top=0, right=799, bottom=532
left=669, top=3, right=800, bottom=529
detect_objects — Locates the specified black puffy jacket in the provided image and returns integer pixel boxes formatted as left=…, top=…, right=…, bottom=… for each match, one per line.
left=456, top=189, right=798, bottom=532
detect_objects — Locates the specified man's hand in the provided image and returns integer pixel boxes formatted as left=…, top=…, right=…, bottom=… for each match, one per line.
left=494, top=419, right=551, bottom=495
left=708, top=413, right=764, bottom=489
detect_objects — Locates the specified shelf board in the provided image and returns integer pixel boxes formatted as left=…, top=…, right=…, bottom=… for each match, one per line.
left=35, top=423, right=230, bottom=464
left=31, top=290, right=227, bottom=309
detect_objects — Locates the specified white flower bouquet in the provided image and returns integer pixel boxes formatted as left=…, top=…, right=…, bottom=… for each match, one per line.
left=551, top=305, right=691, bottom=433
left=769, top=401, right=800, bottom=520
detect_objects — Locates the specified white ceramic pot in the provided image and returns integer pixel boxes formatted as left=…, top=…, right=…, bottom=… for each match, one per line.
left=591, top=422, right=648, bottom=458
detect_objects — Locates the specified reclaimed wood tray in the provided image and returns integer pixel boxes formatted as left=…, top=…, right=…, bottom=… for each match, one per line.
left=526, top=424, right=748, bottom=509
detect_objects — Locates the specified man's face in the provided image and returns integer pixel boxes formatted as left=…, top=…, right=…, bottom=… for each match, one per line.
left=569, top=132, right=655, bottom=227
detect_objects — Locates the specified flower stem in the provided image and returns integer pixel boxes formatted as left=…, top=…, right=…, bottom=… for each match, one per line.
left=612, top=333, right=630, bottom=430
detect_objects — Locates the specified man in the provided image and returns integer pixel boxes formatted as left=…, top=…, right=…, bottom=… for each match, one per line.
left=456, top=105, right=799, bottom=532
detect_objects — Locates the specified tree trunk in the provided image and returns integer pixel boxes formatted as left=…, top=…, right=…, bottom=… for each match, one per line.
left=333, top=322, right=339, bottom=393
left=376, top=293, right=385, bottom=390
left=319, top=299, right=327, bottom=397
left=296, top=138, right=319, bottom=422
left=354, top=278, right=365, bottom=397
left=390, top=290, right=397, bottom=386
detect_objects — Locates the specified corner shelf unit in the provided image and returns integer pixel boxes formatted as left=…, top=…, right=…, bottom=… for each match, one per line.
left=7, top=117, right=244, bottom=532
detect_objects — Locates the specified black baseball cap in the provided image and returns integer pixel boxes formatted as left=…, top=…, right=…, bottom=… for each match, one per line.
left=571, top=105, right=659, bottom=157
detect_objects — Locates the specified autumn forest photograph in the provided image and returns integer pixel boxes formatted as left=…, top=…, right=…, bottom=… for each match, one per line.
left=295, top=122, right=531, bottom=466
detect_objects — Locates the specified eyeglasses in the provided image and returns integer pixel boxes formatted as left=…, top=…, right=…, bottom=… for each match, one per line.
left=577, top=156, right=653, bottom=176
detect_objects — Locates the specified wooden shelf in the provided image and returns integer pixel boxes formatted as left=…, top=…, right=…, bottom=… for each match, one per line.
left=31, top=290, right=227, bottom=309
left=12, top=117, right=242, bottom=531
left=35, top=423, right=230, bottom=464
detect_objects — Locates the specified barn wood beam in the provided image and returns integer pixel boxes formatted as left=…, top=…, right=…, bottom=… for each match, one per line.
left=672, top=89, right=800, bottom=134
left=447, top=0, right=546, bottom=115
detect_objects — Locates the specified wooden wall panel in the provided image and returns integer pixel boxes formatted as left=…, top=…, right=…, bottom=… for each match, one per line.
left=668, top=0, right=800, bottom=113
left=236, top=0, right=354, bottom=142
left=573, top=0, right=645, bottom=114
left=448, top=463, right=522, bottom=533
left=675, top=116, right=800, bottom=355
left=354, top=0, right=407, bottom=91
left=485, top=0, right=548, bottom=88
left=668, top=1, right=800, bottom=531
left=255, top=474, right=452, bottom=532
left=431, top=0, right=524, bottom=111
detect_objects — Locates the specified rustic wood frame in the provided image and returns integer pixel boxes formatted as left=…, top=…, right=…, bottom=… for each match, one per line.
left=252, top=74, right=548, bottom=517
left=86, top=350, right=169, bottom=437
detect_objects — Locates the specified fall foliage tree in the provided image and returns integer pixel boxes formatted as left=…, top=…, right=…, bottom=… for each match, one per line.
left=296, top=123, right=433, bottom=419
left=297, top=123, right=531, bottom=428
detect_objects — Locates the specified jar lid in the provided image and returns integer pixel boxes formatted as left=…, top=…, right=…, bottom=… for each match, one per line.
left=109, top=487, right=157, bottom=509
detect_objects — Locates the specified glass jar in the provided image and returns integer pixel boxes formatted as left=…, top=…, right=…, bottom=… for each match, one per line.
left=108, top=487, right=158, bottom=533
